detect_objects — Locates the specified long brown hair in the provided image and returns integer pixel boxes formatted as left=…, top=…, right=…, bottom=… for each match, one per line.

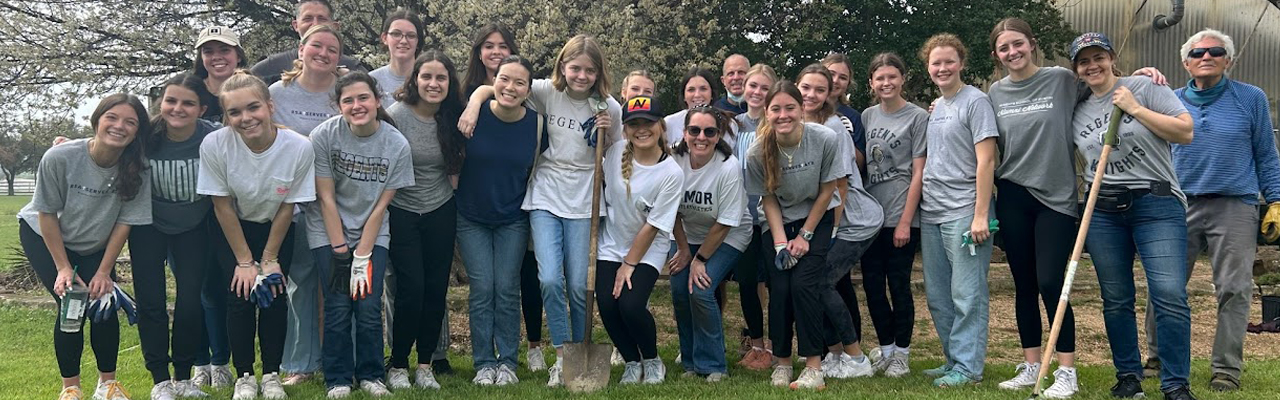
left=673, top=106, right=734, bottom=162
left=334, top=71, right=397, bottom=129
left=989, top=17, right=1038, bottom=71
left=396, top=50, right=466, bottom=175
left=462, top=23, right=519, bottom=94
left=90, top=93, right=151, bottom=201
left=794, top=64, right=835, bottom=123
left=756, top=80, right=803, bottom=194
left=148, top=73, right=211, bottom=151
left=866, top=52, right=908, bottom=104
left=550, top=35, right=611, bottom=99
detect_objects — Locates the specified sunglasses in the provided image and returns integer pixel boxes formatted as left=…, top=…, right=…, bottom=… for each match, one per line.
left=1187, top=46, right=1226, bottom=59
left=685, top=126, right=720, bottom=138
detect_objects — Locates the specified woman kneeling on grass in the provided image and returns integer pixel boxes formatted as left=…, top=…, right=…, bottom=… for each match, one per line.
left=22, top=94, right=152, bottom=400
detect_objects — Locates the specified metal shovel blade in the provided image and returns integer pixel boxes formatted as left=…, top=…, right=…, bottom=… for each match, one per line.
left=560, top=339, right=613, bottom=393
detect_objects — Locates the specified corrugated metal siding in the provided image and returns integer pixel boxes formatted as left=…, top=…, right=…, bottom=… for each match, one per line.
left=1055, top=0, right=1280, bottom=124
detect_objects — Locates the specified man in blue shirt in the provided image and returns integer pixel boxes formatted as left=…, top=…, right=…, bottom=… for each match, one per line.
left=712, top=54, right=749, bottom=114
left=1152, top=28, right=1280, bottom=393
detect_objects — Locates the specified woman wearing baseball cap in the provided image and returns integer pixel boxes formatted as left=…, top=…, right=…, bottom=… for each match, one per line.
left=194, top=25, right=248, bottom=123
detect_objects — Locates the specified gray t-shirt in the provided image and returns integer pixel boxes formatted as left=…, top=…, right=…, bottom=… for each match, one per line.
left=746, top=123, right=846, bottom=227
left=835, top=127, right=885, bottom=242
left=734, top=113, right=763, bottom=226
left=673, top=153, right=753, bottom=252
left=370, top=65, right=406, bottom=107
left=522, top=79, right=623, bottom=219
left=922, top=85, right=1000, bottom=224
left=148, top=119, right=218, bottom=234
left=306, top=116, right=415, bottom=250
left=269, top=80, right=338, bottom=136
left=989, top=66, right=1081, bottom=217
left=18, top=139, right=152, bottom=253
left=863, top=103, right=928, bottom=228
left=1071, top=76, right=1189, bottom=206
left=387, top=103, right=455, bottom=214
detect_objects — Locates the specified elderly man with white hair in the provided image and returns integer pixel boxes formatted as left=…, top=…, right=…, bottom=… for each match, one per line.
left=1143, top=28, right=1280, bottom=392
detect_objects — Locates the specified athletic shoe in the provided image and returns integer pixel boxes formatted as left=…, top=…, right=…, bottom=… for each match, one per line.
left=386, top=368, right=411, bottom=390
left=842, top=354, right=874, bottom=378
left=358, top=380, right=389, bottom=397
left=1043, top=367, right=1079, bottom=399
left=149, top=381, right=175, bottom=400
left=642, top=358, right=666, bottom=384
left=998, top=362, right=1041, bottom=390
left=1109, top=374, right=1145, bottom=398
left=527, top=346, right=547, bottom=372
left=259, top=373, right=286, bottom=399
left=934, top=370, right=979, bottom=388
left=673, top=351, right=682, bottom=365
left=190, top=366, right=211, bottom=387
left=414, top=366, right=440, bottom=389
left=741, top=348, right=774, bottom=371
left=546, top=358, right=563, bottom=387
left=923, top=363, right=951, bottom=377
left=59, top=386, right=84, bottom=400
left=819, top=352, right=841, bottom=377
left=620, top=362, right=643, bottom=384
left=232, top=374, right=257, bottom=400
left=1142, top=358, right=1160, bottom=380
left=94, top=379, right=131, bottom=400
left=611, top=348, right=624, bottom=366
left=1162, top=385, right=1197, bottom=400
left=770, top=365, right=793, bottom=387
left=884, top=352, right=911, bottom=378
left=472, top=367, right=497, bottom=386
left=868, top=347, right=889, bottom=373
left=431, top=359, right=453, bottom=375
left=279, top=373, right=311, bottom=386
left=171, top=380, right=208, bottom=398
left=324, top=386, right=350, bottom=399
left=495, top=364, right=519, bottom=386
left=1208, top=372, right=1239, bottom=392
left=706, top=372, right=726, bottom=382
left=210, top=365, right=234, bottom=389
left=789, top=367, right=825, bottom=390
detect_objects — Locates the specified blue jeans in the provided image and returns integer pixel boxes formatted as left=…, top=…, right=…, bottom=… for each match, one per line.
left=529, top=210, right=590, bottom=347
left=1085, top=194, right=1190, bottom=390
left=283, top=215, right=322, bottom=374
left=922, top=214, right=991, bottom=380
left=456, top=215, right=529, bottom=369
left=670, top=243, right=742, bottom=374
left=196, top=249, right=230, bottom=366
left=315, top=245, right=388, bottom=387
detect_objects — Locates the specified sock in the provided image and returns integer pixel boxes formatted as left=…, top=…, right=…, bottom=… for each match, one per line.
left=880, top=345, right=895, bottom=357
left=851, top=354, right=867, bottom=363
left=1058, top=366, right=1076, bottom=373
left=897, top=346, right=909, bottom=356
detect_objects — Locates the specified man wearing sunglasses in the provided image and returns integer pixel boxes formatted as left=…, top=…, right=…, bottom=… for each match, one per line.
left=1149, top=28, right=1280, bottom=393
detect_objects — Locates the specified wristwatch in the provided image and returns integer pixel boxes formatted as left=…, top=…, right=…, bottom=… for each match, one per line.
left=799, top=229, right=814, bottom=241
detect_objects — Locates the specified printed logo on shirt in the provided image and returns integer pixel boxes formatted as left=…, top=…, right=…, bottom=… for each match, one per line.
left=150, top=159, right=203, bottom=204
left=996, top=96, right=1054, bottom=117
left=69, top=184, right=115, bottom=197
left=781, top=161, right=815, bottom=173
left=1079, top=112, right=1153, bottom=176
left=330, top=150, right=391, bottom=182
left=681, top=190, right=714, bottom=213
left=547, top=113, right=586, bottom=133
left=867, top=144, right=898, bottom=184
left=292, top=110, right=332, bottom=119
left=276, top=186, right=291, bottom=196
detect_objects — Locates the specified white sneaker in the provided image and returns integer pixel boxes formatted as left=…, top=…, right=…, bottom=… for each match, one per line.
left=170, top=380, right=208, bottom=398
left=190, top=366, right=211, bottom=387
left=884, top=351, right=911, bottom=378
left=546, top=358, right=563, bottom=387
left=59, top=386, right=84, bottom=400
left=620, top=361, right=643, bottom=384
left=149, top=381, right=175, bottom=400
left=210, top=365, right=234, bottom=389
left=358, top=380, right=390, bottom=397
left=610, top=348, right=624, bottom=366
left=770, top=365, right=793, bottom=387
left=842, top=354, right=874, bottom=378
left=527, top=346, right=547, bottom=372
left=789, top=367, right=826, bottom=390
left=414, top=366, right=440, bottom=389
left=998, top=362, right=1041, bottom=390
left=641, top=358, right=666, bottom=384
left=259, top=373, right=286, bottom=399
left=232, top=374, right=257, bottom=400
left=495, top=364, right=519, bottom=386
left=386, top=368, right=411, bottom=390
left=819, top=352, right=840, bottom=377
left=94, top=379, right=131, bottom=400
left=705, top=372, right=726, bottom=382
left=472, top=367, right=497, bottom=386
left=1043, top=367, right=1079, bottom=399
left=869, top=348, right=889, bottom=373
left=324, top=386, right=350, bottom=399
left=673, top=351, right=681, bottom=365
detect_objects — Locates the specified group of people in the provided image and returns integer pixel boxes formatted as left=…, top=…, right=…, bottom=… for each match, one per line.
left=20, top=1, right=1279, bottom=400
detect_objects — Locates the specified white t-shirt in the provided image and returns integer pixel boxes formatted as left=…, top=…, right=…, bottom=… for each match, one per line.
left=598, top=142, right=685, bottom=271
left=197, top=127, right=317, bottom=223
left=522, top=79, right=623, bottom=219
left=673, top=152, right=752, bottom=252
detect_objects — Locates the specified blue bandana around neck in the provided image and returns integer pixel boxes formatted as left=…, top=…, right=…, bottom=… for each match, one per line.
left=1183, top=77, right=1227, bottom=106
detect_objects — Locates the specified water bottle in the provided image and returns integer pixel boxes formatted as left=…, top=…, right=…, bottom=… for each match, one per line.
left=59, top=283, right=89, bottom=333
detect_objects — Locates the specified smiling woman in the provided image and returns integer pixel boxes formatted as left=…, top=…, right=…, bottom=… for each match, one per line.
left=193, top=26, right=246, bottom=123
left=371, top=9, right=424, bottom=106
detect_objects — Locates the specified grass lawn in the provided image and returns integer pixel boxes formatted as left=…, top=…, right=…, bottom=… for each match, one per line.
left=0, top=196, right=30, bottom=272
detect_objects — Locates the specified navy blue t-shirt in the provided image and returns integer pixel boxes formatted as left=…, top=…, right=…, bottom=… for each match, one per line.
left=456, top=103, right=548, bottom=225
left=713, top=96, right=747, bottom=115
left=837, top=103, right=867, bottom=155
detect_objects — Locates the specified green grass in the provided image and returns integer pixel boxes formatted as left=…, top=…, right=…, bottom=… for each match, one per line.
left=2, top=303, right=1279, bottom=400
left=0, top=195, right=30, bottom=272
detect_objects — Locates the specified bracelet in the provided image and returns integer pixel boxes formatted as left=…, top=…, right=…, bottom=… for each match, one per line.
left=621, top=260, right=636, bottom=267
left=332, top=243, right=348, bottom=251
left=235, top=260, right=255, bottom=269
left=694, top=253, right=710, bottom=263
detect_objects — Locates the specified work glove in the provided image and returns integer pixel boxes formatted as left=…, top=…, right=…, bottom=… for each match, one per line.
left=581, top=116, right=600, bottom=148
left=961, top=219, right=1001, bottom=256
left=350, top=251, right=373, bottom=300
left=251, top=273, right=285, bottom=309
left=774, top=245, right=798, bottom=271
left=87, top=283, right=138, bottom=324
left=1263, top=202, right=1280, bottom=243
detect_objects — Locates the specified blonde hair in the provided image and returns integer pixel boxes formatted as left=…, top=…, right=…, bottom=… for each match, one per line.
left=620, top=123, right=672, bottom=198
left=550, top=35, right=611, bottom=99
left=919, top=33, right=968, bottom=63
left=619, top=69, right=653, bottom=99
left=745, top=63, right=777, bottom=83
left=219, top=70, right=281, bottom=129
left=281, top=23, right=343, bottom=85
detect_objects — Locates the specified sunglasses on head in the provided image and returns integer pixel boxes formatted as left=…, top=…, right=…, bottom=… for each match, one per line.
left=1187, top=46, right=1226, bottom=59
left=686, top=126, right=720, bottom=138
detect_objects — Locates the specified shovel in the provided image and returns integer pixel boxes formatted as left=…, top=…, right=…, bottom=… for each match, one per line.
left=561, top=98, right=614, bottom=393
left=1028, top=106, right=1125, bottom=399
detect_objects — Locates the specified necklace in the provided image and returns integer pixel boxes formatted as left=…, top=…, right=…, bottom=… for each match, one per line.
left=777, top=130, right=803, bottom=167
left=87, top=139, right=118, bottom=189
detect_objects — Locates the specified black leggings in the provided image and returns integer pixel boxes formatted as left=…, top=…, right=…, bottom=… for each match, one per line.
left=22, top=220, right=119, bottom=379
left=595, top=260, right=659, bottom=363
left=860, top=227, right=919, bottom=347
left=388, top=202, right=456, bottom=368
left=767, top=211, right=835, bottom=358
left=520, top=250, right=543, bottom=343
left=735, top=225, right=767, bottom=340
left=995, top=180, right=1076, bottom=353
left=212, top=219, right=294, bottom=377
left=129, top=221, right=209, bottom=383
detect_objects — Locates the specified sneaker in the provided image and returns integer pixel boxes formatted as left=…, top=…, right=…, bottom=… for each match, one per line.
left=358, top=380, right=390, bottom=397
left=789, top=367, right=825, bottom=390
left=770, top=365, right=793, bottom=387
left=232, top=374, right=257, bottom=400
left=842, top=354, right=873, bottom=378
left=620, top=361, right=643, bottom=384
left=259, top=373, right=286, bottom=400
left=1162, top=385, right=1197, bottom=400
left=546, top=358, right=563, bottom=387
left=923, top=363, right=952, bottom=377
left=432, top=359, right=454, bottom=375
left=472, top=367, right=497, bottom=386
left=673, top=352, right=682, bottom=365
left=59, top=386, right=84, bottom=400
left=1208, top=372, right=1239, bottom=392
left=279, top=373, right=311, bottom=386
left=149, top=381, right=175, bottom=400
left=324, top=386, right=350, bottom=399
left=819, top=352, right=841, bottom=377
left=934, top=370, right=979, bottom=388
left=171, top=380, right=208, bottom=398
left=611, top=348, right=624, bottom=366
left=742, top=348, right=775, bottom=371
left=884, top=351, right=911, bottom=378
left=494, top=364, right=519, bottom=386
left=1142, top=358, right=1160, bottom=380
left=190, top=366, right=211, bottom=387
left=1044, top=367, right=1079, bottom=399
left=869, top=347, right=889, bottom=373
left=642, top=358, right=666, bottom=384
left=386, top=368, right=411, bottom=390
left=210, top=365, right=234, bottom=389
left=998, top=362, right=1041, bottom=390
left=94, top=380, right=131, bottom=400
left=527, top=346, right=547, bottom=372
left=1109, top=374, right=1145, bottom=398
left=706, top=372, right=726, bottom=382
left=414, top=366, right=440, bottom=389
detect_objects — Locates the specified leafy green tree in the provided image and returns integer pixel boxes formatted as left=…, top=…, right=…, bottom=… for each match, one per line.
left=0, top=115, right=87, bottom=195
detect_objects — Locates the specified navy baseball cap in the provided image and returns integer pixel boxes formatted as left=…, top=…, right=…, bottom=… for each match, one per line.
left=1069, top=32, right=1115, bottom=62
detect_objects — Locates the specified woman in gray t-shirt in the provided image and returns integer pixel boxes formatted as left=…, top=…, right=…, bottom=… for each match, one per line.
left=19, top=94, right=152, bottom=399
left=369, top=10, right=423, bottom=107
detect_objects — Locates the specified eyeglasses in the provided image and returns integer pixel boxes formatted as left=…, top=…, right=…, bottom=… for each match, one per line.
left=1187, top=46, right=1226, bottom=59
left=685, top=126, right=720, bottom=138
left=387, top=30, right=418, bottom=42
